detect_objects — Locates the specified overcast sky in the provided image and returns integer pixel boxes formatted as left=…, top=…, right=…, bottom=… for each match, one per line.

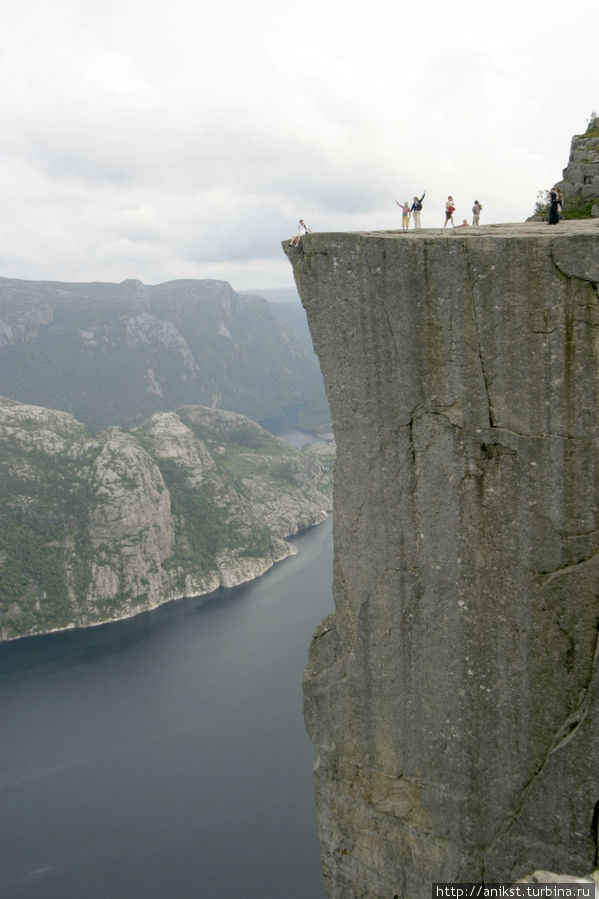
left=0, top=0, right=597, bottom=291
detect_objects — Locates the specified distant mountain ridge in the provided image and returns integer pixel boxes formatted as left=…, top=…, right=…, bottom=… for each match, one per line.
left=0, top=396, right=333, bottom=640
left=243, top=287, right=301, bottom=304
left=0, top=276, right=325, bottom=432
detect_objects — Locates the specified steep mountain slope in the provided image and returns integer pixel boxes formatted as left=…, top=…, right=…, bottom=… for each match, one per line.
left=0, top=396, right=333, bottom=640
left=0, top=277, right=324, bottom=431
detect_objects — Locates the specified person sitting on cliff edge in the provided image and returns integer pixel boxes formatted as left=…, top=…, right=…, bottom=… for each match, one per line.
left=289, top=219, right=312, bottom=246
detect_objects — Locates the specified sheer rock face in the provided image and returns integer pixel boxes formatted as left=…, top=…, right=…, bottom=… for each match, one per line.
left=284, top=221, right=599, bottom=899
left=557, top=115, right=599, bottom=215
left=86, top=426, right=175, bottom=610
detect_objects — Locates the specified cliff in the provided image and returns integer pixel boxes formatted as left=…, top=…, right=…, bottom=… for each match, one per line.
left=284, top=220, right=599, bottom=897
left=557, top=114, right=599, bottom=218
left=0, top=397, right=333, bottom=640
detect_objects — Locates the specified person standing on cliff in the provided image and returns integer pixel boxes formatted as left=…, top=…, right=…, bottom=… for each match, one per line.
left=548, top=187, right=559, bottom=225
left=472, top=200, right=482, bottom=226
left=289, top=219, right=312, bottom=246
left=410, top=191, right=426, bottom=229
left=395, top=200, right=411, bottom=229
left=444, top=196, right=455, bottom=228
left=556, top=188, right=563, bottom=221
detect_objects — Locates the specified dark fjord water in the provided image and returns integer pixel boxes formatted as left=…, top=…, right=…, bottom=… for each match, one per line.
left=0, top=518, right=333, bottom=899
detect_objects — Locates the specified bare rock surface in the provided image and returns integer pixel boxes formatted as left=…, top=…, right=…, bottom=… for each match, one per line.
left=284, top=221, right=599, bottom=898
left=557, top=114, right=599, bottom=216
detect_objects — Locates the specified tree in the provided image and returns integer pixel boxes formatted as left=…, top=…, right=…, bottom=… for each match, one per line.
left=533, top=189, right=549, bottom=216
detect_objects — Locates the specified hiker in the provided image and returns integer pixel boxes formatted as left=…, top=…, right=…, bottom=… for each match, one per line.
left=548, top=187, right=560, bottom=225
left=455, top=219, right=470, bottom=228
left=289, top=219, right=312, bottom=246
left=444, top=196, right=456, bottom=228
left=410, top=191, right=426, bottom=229
left=395, top=200, right=411, bottom=230
left=472, top=200, right=483, bottom=226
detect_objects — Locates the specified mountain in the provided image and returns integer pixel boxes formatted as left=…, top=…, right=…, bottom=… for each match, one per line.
left=244, top=287, right=302, bottom=304
left=0, top=396, right=333, bottom=640
left=0, top=276, right=325, bottom=432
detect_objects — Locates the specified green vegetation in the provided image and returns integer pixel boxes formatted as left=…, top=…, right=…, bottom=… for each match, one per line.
left=0, top=426, right=97, bottom=637
left=560, top=193, right=595, bottom=220
left=90, top=593, right=146, bottom=622
left=581, top=110, right=599, bottom=138
left=158, top=459, right=228, bottom=579
left=296, top=391, right=332, bottom=435
left=272, top=461, right=300, bottom=486
left=156, top=450, right=281, bottom=591
left=222, top=423, right=278, bottom=452
left=533, top=189, right=550, bottom=217
left=0, top=509, right=78, bottom=637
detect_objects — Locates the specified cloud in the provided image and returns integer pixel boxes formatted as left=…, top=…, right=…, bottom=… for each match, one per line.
left=0, top=0, right=597, bottom=288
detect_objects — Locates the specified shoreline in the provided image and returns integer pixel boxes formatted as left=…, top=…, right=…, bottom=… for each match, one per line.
left=0, top=512, right=331, bottom=645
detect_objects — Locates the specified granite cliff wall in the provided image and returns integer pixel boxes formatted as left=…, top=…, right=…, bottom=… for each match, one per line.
left=556, top=115, right=599, bottom=218
left=284, top=221, right=599, bottom=898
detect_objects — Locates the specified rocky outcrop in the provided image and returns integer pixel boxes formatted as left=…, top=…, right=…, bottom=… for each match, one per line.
left=557, top=114, right=599, bottom=217
left=85, top=426, right=175, bottom=615
left=0, top=397, right=333, bottom=640
left=284, top=221, right=599, bottom=898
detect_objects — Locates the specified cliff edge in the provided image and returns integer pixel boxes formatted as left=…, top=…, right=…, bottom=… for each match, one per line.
left=284, top=221, right=599, bottom=898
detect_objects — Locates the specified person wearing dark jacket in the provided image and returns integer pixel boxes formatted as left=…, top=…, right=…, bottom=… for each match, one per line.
left=410, top=191, right=426, bottom=229
left=548, top=187, right=559, bottom=225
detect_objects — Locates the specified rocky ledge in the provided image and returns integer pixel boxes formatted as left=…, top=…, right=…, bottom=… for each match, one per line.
left=284, top=221, right=599, bottom=898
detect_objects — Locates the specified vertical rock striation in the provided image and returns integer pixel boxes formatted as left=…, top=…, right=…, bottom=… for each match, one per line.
left=284, top=222, right=599, bottom=898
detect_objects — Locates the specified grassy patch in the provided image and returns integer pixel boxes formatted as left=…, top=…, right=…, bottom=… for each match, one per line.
left=562, top=193, right=596, bottom=219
